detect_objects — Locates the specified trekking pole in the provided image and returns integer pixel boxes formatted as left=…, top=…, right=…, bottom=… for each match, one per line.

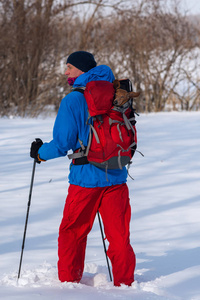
left=97, top=211, right=112, bottom=282
left=17, top=159, right=37, bottom=280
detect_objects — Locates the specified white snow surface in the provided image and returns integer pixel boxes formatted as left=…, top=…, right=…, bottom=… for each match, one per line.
left=0, top=111, right=200, bottom=300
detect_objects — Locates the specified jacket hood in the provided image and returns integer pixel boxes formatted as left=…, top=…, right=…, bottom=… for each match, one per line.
left=73, top=65, right=115, bottom=87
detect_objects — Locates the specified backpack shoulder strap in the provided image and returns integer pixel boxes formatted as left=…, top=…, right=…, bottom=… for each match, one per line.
left=72, top=87, right=85, bottom=94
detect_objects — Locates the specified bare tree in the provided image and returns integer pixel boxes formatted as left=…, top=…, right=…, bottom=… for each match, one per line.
left=0, top=0, right=200, bottom=116
left=98, top=0, right=200, bottom=112
left=0, top=0, right=112, bottom=116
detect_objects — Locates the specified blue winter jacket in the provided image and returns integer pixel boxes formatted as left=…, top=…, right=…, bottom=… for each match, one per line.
left=38, top=65, right=127, bottom=187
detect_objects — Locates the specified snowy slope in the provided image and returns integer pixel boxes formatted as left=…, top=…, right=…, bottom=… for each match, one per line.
left=0, top=112, right=200, bottom=300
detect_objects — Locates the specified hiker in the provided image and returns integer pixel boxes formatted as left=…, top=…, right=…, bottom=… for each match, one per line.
left=30, top=51, right=136, bottom=287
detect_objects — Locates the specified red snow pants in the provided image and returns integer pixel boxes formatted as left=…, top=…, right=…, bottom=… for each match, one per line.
left=58, top=183, right=136, bottom=286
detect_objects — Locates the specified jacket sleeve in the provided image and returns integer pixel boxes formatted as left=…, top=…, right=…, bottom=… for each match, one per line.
left=38, top=95, right=78, bottom=161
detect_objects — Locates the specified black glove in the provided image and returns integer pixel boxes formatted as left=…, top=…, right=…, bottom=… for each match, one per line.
left=30, top=138, right=43, bottom=164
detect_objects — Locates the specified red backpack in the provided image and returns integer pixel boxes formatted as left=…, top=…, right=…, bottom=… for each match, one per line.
left=68, top=79, right=139, bottom=172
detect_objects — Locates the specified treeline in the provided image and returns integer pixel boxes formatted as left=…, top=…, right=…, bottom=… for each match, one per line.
left=0, top=0, right=200, bottom=116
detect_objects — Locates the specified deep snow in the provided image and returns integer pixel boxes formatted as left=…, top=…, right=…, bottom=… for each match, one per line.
left=0, top=111, right=200, bottom=300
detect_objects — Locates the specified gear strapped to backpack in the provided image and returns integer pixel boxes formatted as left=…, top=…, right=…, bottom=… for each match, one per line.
left=68, top=78, right=140, bottom=172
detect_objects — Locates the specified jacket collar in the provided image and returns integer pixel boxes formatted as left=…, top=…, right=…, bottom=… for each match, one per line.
left=73, top=65, right=115, bottom=88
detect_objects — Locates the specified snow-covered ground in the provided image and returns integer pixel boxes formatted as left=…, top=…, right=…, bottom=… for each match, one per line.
left=0, top=111, right=200, bottom=300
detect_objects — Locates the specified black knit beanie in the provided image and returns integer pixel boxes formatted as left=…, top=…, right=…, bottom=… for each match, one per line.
left=66, top=51, right=97, bottom=72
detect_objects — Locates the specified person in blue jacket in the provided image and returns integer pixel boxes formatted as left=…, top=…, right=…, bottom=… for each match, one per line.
left=30, top=51, right=136, bottom=286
